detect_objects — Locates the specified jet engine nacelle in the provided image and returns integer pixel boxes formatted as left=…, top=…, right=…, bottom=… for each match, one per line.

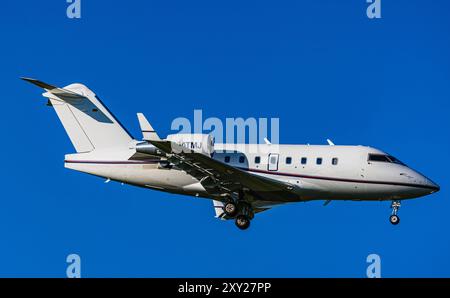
left=166, top=133, right=215, bottom=156
left=135, top=142, right=164, bottom=157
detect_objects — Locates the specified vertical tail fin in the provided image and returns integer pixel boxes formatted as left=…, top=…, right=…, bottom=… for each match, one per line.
left=22, top=78, right=133, bottom=153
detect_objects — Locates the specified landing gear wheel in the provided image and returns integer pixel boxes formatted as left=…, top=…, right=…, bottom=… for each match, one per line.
left=390, top=214, right=400, bottom=225
left=390, top=200, right=401, bottom=225
left=224, top=202, right=238, bottom=217
left=235, top=215, right=251, bottom=230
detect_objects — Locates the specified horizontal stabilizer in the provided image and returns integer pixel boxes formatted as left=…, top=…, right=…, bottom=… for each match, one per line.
left=21, top=77, right=58, bottom=90
left=22, top=77, right=85, bottom=103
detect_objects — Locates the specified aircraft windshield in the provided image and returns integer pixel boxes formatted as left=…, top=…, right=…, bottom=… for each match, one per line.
left=387, top=155, right=405, bottom=165
left=368, top=154, right=405, bottom=165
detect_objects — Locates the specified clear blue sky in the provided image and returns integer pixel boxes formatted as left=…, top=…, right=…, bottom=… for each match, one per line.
left=1, top=0, right=449, bottom=277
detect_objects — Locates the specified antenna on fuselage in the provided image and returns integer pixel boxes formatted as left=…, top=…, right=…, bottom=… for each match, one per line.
left=327, top=139, right=335, bottom=146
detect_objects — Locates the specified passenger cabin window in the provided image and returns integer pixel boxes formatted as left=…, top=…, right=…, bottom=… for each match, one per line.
left=368, top=154, right=405, bottom=165
left=254, top=156, right=261, bottom=164
left=239, top=156, right=245, bottom=163
left=316, top=158, right=322, bottom=165
left=286, top=157, right=292, bottom=164
left=332, top=158, right=338, bottom=165
left=224, top=156, right=230, bottom=163
left=301, top=157, right=307, bottom=165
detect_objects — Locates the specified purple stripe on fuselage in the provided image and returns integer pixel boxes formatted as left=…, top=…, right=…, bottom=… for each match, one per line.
left=63, top=160, right=438, bottom=191
left=65, top=160, right=160, bottom=165
left=238, top=167, right=438, bottom=191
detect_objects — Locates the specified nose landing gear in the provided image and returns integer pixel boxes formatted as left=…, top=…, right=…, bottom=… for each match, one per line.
left=389, top=200, right=401, bottom=225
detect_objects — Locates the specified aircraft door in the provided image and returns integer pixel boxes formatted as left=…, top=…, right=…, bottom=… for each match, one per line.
left=268, top=153, right=279, bottom=171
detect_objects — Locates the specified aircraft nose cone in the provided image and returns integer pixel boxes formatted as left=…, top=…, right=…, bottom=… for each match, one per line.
left=407, top=170, right=440, bottom=196
left=418, top=171, right=440, bottom=194
left=426, top=179, right=440, bottom=193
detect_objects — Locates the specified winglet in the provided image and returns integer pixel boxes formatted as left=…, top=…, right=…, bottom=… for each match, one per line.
left=137, top=113, right=161, bottom=141
left=263, top=137, right=272, bottom=145
left=213, top=200, right=227, bottom=220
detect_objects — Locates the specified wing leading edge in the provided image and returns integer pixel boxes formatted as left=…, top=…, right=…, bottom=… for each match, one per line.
left=147, top=139, right=301, bottom=203
left=132, top=113, right=303, bottom=219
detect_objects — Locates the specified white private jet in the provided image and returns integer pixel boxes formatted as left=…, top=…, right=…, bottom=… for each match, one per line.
left=23, top=78, right=440, bottom=230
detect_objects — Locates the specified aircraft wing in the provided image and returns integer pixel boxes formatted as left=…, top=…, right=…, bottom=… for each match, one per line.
left=148, top=139, right=301, bottom=204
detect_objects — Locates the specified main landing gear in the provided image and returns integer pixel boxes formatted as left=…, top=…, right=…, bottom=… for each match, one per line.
left=223, top=195, right=253, bottom=230
left=234, top=201, right=253, bottom=230
left=235, top=214, right=251, bottom=230
left=223, top=201, right=238, bottom=217
left=390, top=200, right=401, bottom=225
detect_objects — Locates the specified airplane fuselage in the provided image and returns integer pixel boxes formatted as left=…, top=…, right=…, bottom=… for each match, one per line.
left=64, top=143, right=439, bottom=207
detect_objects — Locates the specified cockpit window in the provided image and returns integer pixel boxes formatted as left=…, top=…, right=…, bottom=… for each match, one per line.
left=368, top=154, right=405, bottom=165
left=368, top=154, right=390, bottom=162
left=387, top=155, right=405, bottom=165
